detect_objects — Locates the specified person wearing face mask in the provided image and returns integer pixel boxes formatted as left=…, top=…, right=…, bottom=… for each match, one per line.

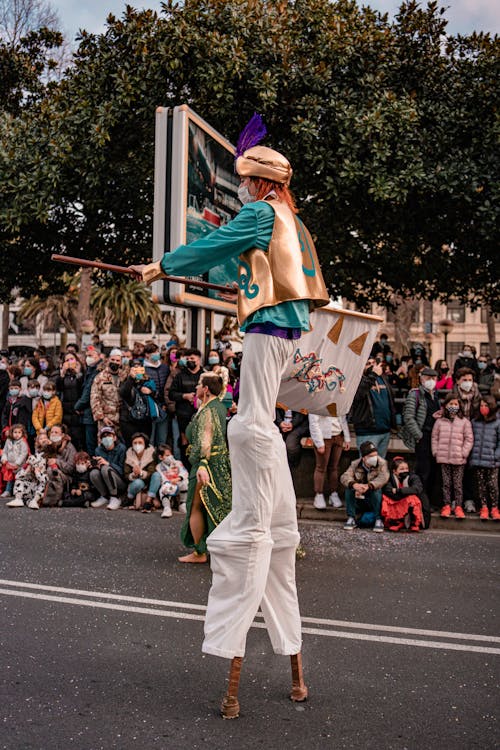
left=452, top=368, right=481, bottom=420
left=56, top=352, right=84, bottom=449
left=381, top=457, right=424, bottom=532
left=74, top=346, right=102, bottom=457
left=124, top=433, right=156, bottom=511
left=32, top=383, right=63, bottom=435
left=431, top=394, right=473, bottom=519
left=434, top=360, right=453, bottom=391
left=401, top=367, right=441, bottom=526
left=205, top=349, right=221, bottom=372
left=89, top=426, right=127, bottom=510
left=119, top=362, right=154, bottom=446
left=340, top=441, right=390, bottom=532
left=19, top=357, right=38, bottom=396
left=470, top=396, right=500, bottom=520
left=476, top=356, right=495, bottom=396
left=0, top=423, right=29, bottom=497
left=143, top=342, right=170, bottom=447
left=1, top=379, right=32, bottom=437
left=41, top=424, right=77, bottom=507
left=453, top=345, right=480, bottom=382
left=163, top=348, right=183, bottom=461
left=350, top=357, right=397, bottom=459
left=168, top=348, right=203, bottom=467
left=90, top=349, right=126, bottom=434
left=0, top=357, right=10, bottom=418
left=63, top=451, right=96, bottom=507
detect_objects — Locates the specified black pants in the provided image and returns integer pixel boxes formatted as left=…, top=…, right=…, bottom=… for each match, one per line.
left=89, top=466, right=126, bottom=499
left=414, top=432, right=436, bottom=527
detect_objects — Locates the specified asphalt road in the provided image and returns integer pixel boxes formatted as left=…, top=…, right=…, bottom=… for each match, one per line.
left=0, top=506, right=499, bottom=750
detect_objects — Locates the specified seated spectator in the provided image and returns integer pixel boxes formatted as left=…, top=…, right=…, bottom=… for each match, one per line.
left=435, top=360, right=453, bottom=391
left=37, top=424, right=77, bottom=508
left=275, top=408, right=309, bottom=469
left=308, top=412, right=350, bottom=509
left=470, top=396, right=500, bottom=521
left=124, top=432, right=156, bottom=511
left=1, top=379, right=32, bottom=437
left=146, top=443, right=188, bottom=518
left=340, top=440, right=389, bottom=532
left=6, top=443, right=48, bottom=509
left=1, top=423, right=29, bottom=497
left=432, top=393, right=474, bottom=519
left=32, top=381, right=63, bottom=435
left=63, top=451, right=96, bottom=507
left=89, top=426, right=126, bottom=510
left=381, top=457, right=424, bottom=532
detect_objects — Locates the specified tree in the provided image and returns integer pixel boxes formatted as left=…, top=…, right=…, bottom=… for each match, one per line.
left=1, top=0, right=498, bottom=313
left=90, top=277, right=163, bottom=348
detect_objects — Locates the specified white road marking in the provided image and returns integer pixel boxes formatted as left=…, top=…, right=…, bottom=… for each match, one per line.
left=1, top=580, right=499, bottom=655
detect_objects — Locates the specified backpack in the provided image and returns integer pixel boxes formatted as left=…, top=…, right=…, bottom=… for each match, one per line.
left=129, top=388, right=148, bottom=422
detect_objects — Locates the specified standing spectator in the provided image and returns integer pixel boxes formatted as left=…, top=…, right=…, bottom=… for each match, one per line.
left=370, top=332, right=390, bottom=359
left=124, top=432, right=156, bottom=511
left=164, top=348, right=182, bottom=459
left=435, top=360, right=453, bottom=391
left=308, top=412, right=350, bottom=509
left=340, top=441, right=389, bottom=532
left=131, top=341, right=145, bottom=361
left=25, top=379, right=41, bottom=449
left=381, top=457, right=424, bottom=532
left=0, top=356, right=10, bottom=417
left=470, top=396, right=500, bottom=520
left=350, top=357, right=397, bottom=458
left=453, top=346, right=480, bottom=382
left=168, top=348, right=203, bottom=465
left=275, top=408, right=309, bottom=470
left=36, top=354, right=57, bottom=388
left=452, top=368, right=481, bottom=420
left=119, top=363, right=153, bottom=445
left=19, top=358, right=38, bottom=395
left=0, top=424, right=29, bottom=497
left=32, top=381, right=63, bottom=435
left=205, top=349, right=221, bottom=371
left=90, top=349, right=125, bottom=433
left=39, top=424, right=77, bottom=507
left=400, top=367, right=441, bottom=524
left=143, top=341, right=170, bottom=447
left=56, top=352, right=84, bottom=449
left=74, top=346, right=101, bottom=456
left=89, top=426, right=126, bottom=510
left=1, top=380, right=31, bottom=436
left=477, top=355, right=495, bottom=396
left=432, top=394, right=474, bottom=519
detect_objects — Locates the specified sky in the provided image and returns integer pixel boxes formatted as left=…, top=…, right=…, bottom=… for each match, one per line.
left=55, top=0, right=499, bottom=44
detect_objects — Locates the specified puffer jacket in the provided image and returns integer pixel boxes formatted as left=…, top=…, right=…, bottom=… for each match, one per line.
left=32, top=395, right=63, bottom=433
left=1, top=437, right=29, bottom=468
left=469, top=416, right=500, bottom=468
left=431, top=415, right=473, bottom=465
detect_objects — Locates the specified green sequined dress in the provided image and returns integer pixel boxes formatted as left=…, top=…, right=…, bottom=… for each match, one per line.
left=180, top=397, right=232, bottom=554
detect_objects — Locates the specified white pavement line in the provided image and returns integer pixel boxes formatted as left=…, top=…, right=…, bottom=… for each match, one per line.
left=1, top=579, right=498, bottom=645
left=1, top=587, right=500, bottom=656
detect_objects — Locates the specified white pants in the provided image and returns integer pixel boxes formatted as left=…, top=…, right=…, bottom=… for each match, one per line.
left=202, top=333, right=302, bottom=659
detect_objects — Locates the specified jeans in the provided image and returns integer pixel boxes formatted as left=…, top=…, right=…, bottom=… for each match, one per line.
left=148, top=471, right=162, bottom=498
left=150, top=415, right=168, bottom=448
left=128, top=478, right=146, bottom=499
left=344, top=487, right=382, bottom=520
left=355, top=432, right=391, bottom=459
left=84, top=423, right=98, bottom=458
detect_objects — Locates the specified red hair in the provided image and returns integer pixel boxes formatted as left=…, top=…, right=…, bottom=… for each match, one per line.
left=252, top=178, right=298, bottom=214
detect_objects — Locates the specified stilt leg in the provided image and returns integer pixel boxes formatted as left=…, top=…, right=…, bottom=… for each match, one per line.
left=221, top=656, right=243, bottom=719
left=290, top=653, right=308, bottom=702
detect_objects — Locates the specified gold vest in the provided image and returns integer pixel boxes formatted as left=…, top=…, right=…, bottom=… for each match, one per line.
left=237, top=198, right=330, bottom=325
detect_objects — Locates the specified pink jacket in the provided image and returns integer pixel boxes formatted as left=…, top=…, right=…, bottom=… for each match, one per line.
left=431, top=416, right=473, bottom=465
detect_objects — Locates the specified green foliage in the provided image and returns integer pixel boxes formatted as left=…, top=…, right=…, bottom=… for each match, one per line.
left=1, top=0, right=498, bottom=310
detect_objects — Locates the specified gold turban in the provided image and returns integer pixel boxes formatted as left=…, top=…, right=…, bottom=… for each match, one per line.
left=235, top=145, right=293, bottom=186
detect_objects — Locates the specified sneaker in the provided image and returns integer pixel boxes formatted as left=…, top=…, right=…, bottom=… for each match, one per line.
left=6, top=497, right=24, bottom=508
left=479, top=506, right=489, bottom=520
left=440, top=504, right=452, bottom=518
left=373, top=519, right=384, bottom=533
left=343, top=517, right=356, bottom=530
left=313, top=493, right=326, bottom=510
left=107, top=497, right=121, bottom=511
left=91, top=496, right=108, bottom=509
left=490, top=507, right=500, bottom=521
left=1, top=490, right=11, bottom=498
left=454, top=505, right=465, bottom=519
left=329, top=492, right=343, bottom=508
left=161, top=498, right=173, bottom=518
left=27, top=499, right=39, bottom=510
left=464, top=500, right=476, bottom=514
left=178, top=502, right=187, bottom=514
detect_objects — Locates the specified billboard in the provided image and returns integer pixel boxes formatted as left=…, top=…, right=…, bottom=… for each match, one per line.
left=152, top=105, right=239, bottom=313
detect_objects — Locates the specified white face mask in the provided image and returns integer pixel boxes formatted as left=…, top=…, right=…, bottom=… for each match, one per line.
left=86, top=356, right=97, bottom=367
left=237, top=185, right=255, bottom=205
left=365, top=456, right=378, bottom=468
left=75, top=464, right=87, bottom=473
left=423, top=379, right=436, bottom=391
left=132, top=443, right=144, bottom=454
left=50, top=435, right=62, bottom=443
left=460, top=380, right=473, bottom=392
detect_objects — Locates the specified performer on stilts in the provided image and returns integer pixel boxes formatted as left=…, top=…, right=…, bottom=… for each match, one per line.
left=129, top=115, right=330, bottom=718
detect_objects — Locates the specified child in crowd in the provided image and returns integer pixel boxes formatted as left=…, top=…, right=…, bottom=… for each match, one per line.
left=6, top=434, right=49, bottom=509
left=38, top=424, right=77, bottom=507
left=469, top=396, right=500, bottom=520
left=89, top=426, right=126, bottom=510
left=63, top=451, right=96, bottom=507
left=1, top=424, right=29, bottom=497
left=124, top=432, right=156, bottom=511
left=432, top=393, right=474, bottom=519
left=308, top=412, right=350, bottom=509
left=26, top=379, right=41, bottom=449
left=1, top=380, right=32, bottom=436
left=146, top=443, right=188, bottom=518
left=381, top=457, right=424, bottom=532
left=32, top=382, right=63, bottom=434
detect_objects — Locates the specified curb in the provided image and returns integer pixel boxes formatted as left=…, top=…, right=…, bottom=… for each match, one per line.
left=296, top=500, right=500, bottom=534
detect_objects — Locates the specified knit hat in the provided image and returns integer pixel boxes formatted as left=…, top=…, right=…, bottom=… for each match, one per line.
left=360, top=440, right=377, bottom=457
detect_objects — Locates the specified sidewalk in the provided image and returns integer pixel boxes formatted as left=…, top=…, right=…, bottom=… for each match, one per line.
left=296, top=497, right=500, bottom=533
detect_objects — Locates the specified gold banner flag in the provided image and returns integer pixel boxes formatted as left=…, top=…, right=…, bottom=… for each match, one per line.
left=277, top=306, right=382, bottom=417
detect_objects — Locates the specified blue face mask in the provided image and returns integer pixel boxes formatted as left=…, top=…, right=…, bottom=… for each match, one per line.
left=478, top=362, right=487, bottom=370
left=101, top=436, right=114, bottom=449
left=150, top=353, right=161, bottom=362
left=28, top=388, right=40, bottom=398
left=24, top=367, right=33, bottom=377
left=208, top=356, right=219, bottom=366
left=178, top=358, right=187, bottom=368
left=9, top=389, right=20, bottom=398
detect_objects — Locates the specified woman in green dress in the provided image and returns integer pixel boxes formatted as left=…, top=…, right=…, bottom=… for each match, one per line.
left=179, top=372, right=232, bottom=564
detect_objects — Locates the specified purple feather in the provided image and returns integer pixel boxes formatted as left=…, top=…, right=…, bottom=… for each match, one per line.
left=235, top=113, right=267, bottom=158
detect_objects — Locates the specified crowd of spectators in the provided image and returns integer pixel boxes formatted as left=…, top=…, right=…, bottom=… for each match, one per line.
left=0, top=335, right=498, bottom=532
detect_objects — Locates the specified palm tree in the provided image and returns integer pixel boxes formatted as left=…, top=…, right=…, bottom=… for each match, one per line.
left=91, top=278, right=163, bottom=348
left=18, top=274, right=80, bottom=344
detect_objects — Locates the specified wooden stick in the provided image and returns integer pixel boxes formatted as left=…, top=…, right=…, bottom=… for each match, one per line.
left=50, top=254, right=236, bottom=294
